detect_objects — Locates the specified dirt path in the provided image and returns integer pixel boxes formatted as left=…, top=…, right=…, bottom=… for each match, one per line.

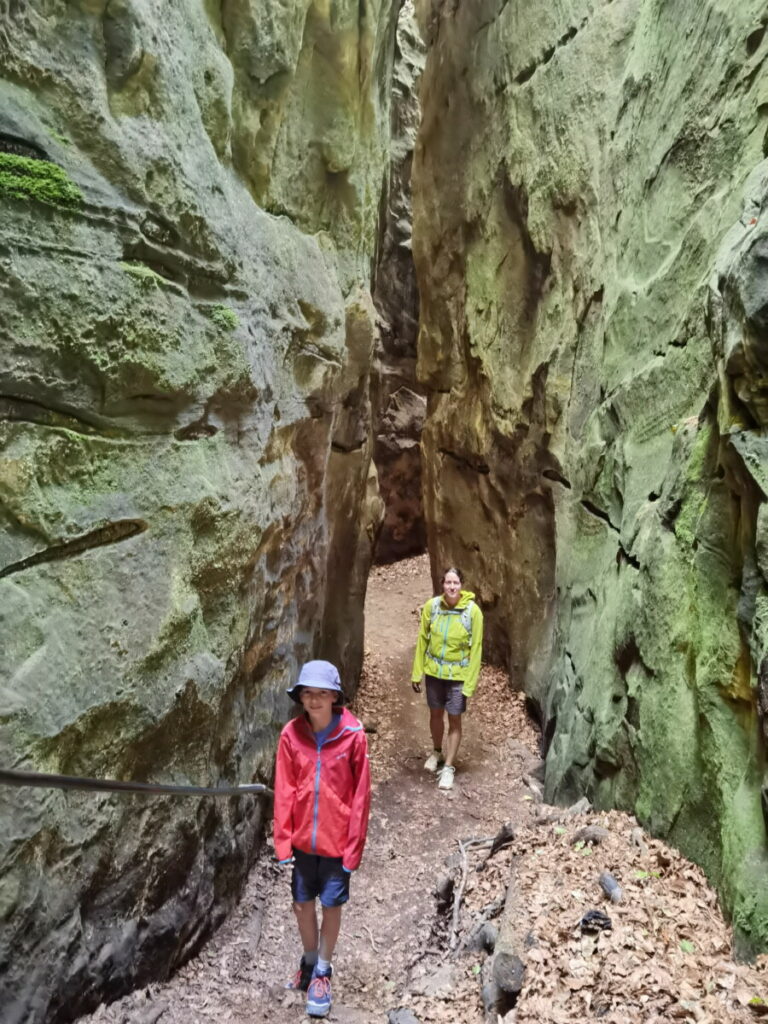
left=83, top=555, right=541, bottom=1024
left=79, top=557, right=768, bottom=1024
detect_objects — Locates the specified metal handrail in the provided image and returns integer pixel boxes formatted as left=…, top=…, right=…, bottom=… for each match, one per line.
left=0, top=767, right=273, bottom=798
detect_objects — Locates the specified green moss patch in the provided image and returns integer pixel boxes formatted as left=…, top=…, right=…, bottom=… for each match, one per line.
left=0, top=152, right=82, bottom=208
left=209, top=304, right=239, bottom=331
left=118, top=261, right=168, bottom=289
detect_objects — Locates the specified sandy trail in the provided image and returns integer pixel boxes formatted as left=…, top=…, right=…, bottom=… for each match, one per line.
left=82, top=559, right=768, bottom=1024
left=82, top=555, right=541, bottom=1024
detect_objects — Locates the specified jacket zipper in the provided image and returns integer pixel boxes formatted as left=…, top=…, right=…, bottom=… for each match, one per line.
left=311, top=750, right=322, bottom=852
left=306, top=719, right=360, bottom=854
left=438, top=610, right=450, bottom=678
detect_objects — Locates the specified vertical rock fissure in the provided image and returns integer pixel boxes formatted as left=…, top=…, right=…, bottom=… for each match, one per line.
left=371, top=0, right=427, bottom=563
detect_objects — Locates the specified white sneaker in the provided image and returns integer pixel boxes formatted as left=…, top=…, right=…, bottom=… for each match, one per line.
left=424, top=751, right=444, bottom=772
left=437, top=765, right=456, bottom=790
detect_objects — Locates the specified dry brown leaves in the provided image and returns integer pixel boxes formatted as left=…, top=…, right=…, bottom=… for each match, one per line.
left=511, top=810, right=768, bottom=1024
left=405, top=807, right=768, bottom=1024
left=78, top=556, right=768, bottom=1024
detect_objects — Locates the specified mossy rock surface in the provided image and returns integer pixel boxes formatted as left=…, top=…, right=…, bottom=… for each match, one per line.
left=0, top=152, right=81, bottom=207
left=0, top=0, right=396, bottom=1018
left=413, top=0, right=768, bottom=952
left=209, top=303, right=239, bottom=331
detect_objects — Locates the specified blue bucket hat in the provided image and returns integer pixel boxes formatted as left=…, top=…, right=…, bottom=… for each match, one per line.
left=287, top=660, right=345, bottom=704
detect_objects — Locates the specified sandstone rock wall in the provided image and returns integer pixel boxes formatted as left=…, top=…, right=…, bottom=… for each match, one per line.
left=372, top=1, right=427, bottom=562
left=0, top=1, right=395, bottom=1019
left=413, top=0, right=768, bottom=949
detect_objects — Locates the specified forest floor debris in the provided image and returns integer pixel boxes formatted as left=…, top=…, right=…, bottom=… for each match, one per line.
left=78, top=555, right=768, bottom=1024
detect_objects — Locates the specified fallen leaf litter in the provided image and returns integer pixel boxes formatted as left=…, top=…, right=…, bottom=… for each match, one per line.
left=77, top=555, right=768, bottom=1024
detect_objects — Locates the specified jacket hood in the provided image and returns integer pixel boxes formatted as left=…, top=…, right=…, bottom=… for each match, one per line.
left=440, top=589, right=476, bottom=609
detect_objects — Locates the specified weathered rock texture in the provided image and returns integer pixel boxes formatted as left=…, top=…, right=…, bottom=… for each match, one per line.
left=413, top=0, right=768, bottom=949
left=371, top=1, right=427, bottom=562
left=0, top=2, right=396, bottom=1020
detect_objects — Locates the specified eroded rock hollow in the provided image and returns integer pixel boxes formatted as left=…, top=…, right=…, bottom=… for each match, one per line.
left=0, top=2, right=398, bottom=1019
left=412, top=0, right=768, bottom=950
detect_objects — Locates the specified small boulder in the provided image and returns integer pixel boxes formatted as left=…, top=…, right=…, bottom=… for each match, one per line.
left=387, top=1010, right=422, bottom=1024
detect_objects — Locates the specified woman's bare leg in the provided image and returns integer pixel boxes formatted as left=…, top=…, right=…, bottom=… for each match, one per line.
left=444, top=713, right=463, bottom=767
left=429, top=707, right=445, bottom=751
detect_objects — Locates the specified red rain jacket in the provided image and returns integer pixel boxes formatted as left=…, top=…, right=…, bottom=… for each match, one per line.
left=273, top=707, right=371, bottom=871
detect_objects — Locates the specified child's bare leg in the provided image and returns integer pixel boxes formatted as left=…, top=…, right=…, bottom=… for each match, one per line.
left=318, top=905, right=342, bottom=963
left=293, top=900, right=319, bottom=953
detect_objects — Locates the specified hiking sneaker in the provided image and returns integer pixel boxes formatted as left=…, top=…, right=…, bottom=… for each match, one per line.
left=424, top=750, right=444, bottom=772
left=306, top=970, right=333, bottom=1017
left=437, top=765, right=456, bottom=790
left=285, top=955, right=314, bottom=992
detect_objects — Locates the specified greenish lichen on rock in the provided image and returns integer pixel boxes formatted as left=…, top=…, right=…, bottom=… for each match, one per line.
left=118, top=260, right=168, bottom=289
left=209, top=303, right=239, bottom=331
left=0, top=1, right=397, bottom=1019
left=412, top=0, right=768, bottom=952
left=0, top=152, right=81, bottom=207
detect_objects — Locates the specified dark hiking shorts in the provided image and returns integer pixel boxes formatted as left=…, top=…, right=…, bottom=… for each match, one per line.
left=425, top=674, right=467, bottom=715
left=292, top=848, right=350, bottom=907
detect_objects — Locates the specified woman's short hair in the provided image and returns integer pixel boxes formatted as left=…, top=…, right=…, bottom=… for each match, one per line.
left=440, top=566, right=463, bottom=584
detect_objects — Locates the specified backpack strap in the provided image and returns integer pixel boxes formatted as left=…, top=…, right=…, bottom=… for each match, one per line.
left=429, top=596, right=441, bottom=630
left=460, top=600, right=474, bottom=647
left=430, top=597, right=474, bottom=646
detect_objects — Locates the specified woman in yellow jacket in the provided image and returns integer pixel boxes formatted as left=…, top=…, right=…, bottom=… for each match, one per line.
left=410, top=567, right=483, bottom=790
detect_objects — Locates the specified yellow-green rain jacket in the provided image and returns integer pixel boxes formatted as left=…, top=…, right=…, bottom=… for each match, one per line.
left=410, top=589, right=484, bottom=697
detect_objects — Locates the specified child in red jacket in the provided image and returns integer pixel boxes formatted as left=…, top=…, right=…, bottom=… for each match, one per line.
left=273, top=660, right=371, bottom=1018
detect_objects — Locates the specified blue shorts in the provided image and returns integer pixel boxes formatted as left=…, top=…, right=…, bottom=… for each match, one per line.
left=291, top=849, right=350, bottom=907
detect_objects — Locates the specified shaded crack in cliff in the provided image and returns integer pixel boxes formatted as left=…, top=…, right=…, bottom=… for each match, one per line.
left=1, top=394, right=237, bottom=444
left=331, top=440, right=366, bottom=454
left=542, top=468, right=572, bottom=488
left=0, top=133, right=49, bottom=161
left=501, top=18, right=585, bottom=90
left=614, top=633, right=653, bottom=679
left=490, top=0, right=616, bottom=93
left=577, top=286, right=605, bottom=332
left=473, top=0, right=512, bottom=35
left=580, top=500, right=640, bottom=568
left=644, top=135, right=688, bottom=195
left=439, top=447, right=491, bottom=474
left=617, top=545, right=640, bottom=571
left=0, top=395, right=121, bottom=437
left=120, top=239, right=241, bottom=301
left=0, top=235, right=110, bottom=266
left=0, top=395, right=201, bottom=441
left=581, top=499, right=619, bottom=532
left=0, top=520, right=147, bottom=580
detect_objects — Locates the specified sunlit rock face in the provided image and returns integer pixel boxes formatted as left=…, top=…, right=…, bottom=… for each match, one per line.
left=372, top=1, right=427, bottom=563
left=413, top=0, right=768, bottom=949
left=0, top=2, right=395, bottom=1019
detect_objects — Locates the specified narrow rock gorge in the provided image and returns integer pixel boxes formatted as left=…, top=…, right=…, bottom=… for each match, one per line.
left=3, top=0, right=768, bottom=1020
left=412, top=0, right=768, bottom=951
